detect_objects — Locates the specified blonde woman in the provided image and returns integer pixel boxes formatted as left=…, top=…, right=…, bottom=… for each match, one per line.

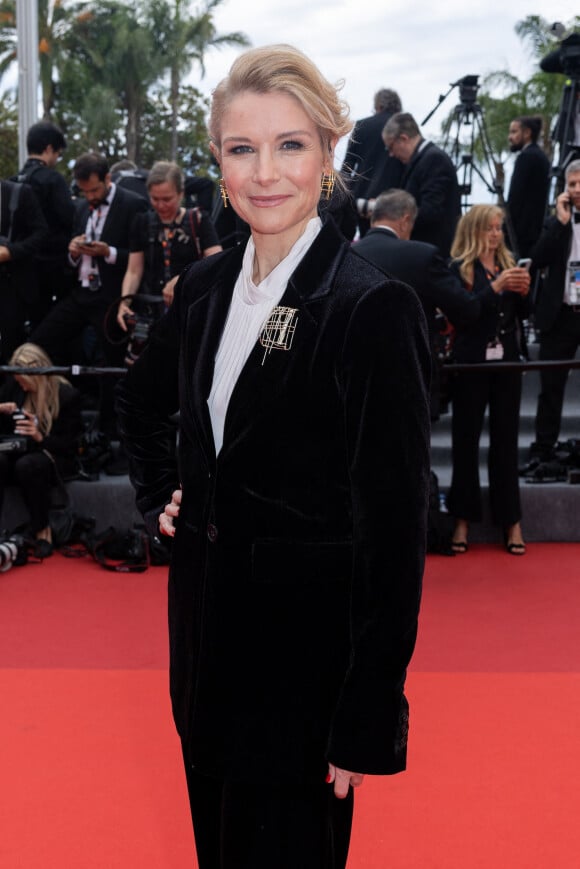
left=118, top=44, right=430, bottom=869
left=446, top=205, right=530, bottom=554
left=0, top=343, right=81, bottom=556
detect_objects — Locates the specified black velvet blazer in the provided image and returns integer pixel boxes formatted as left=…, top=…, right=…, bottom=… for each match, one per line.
left=117, top=218, right=431, bottom=784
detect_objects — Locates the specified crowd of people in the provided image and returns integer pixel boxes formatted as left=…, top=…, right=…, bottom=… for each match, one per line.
left=1, top=77, right=579, bottom=560
left=1, top=41, right=579, bottom=868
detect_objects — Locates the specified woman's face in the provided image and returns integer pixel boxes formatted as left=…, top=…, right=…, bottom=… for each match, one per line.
left=213, top=90, right=333, bottom=249
left=13, top=374, right=35, bottom=392
left=149, top=181, right=182, bottom=224
left=481, top=215, right=503, bottom=254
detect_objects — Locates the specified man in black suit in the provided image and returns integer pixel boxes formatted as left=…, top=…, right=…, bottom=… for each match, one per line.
left=507, top=115, right=550, bottom=259
left=526, top=159, right=580, bottom=461
left=354, top=189, right=479, bottom=419
left=32, top=152, right=148, bottom=436
left=15, top=121, right=76, bottom=322
left=341, top=88, right=404, bottom=237
left=382, top=112, right=461, bottom=258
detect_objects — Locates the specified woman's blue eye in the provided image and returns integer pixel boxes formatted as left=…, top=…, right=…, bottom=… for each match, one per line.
left=282, top=140, right=303, bottom=150
left=229, top=145, right=253, bottom=155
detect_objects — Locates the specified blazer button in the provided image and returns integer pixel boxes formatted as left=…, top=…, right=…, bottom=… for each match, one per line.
left=207, top=523, right=218, bottom=543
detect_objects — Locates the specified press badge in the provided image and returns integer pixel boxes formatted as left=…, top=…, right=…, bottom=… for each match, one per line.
left=485, top=339, right=504, bottom=361
left=568, top=261, right=580, bottom=304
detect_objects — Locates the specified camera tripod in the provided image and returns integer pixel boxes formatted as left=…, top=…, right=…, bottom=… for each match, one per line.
left=422, top=75, right=518, bottom=253
left=551, top=76, right=580, bottom=197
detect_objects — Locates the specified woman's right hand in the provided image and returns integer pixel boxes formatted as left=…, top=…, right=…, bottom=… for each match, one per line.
left=0, top=402, right=18, bottom=415
left=492, top=267, right=530, bottom=296
left=159, top=488, right=182, bottom=537
left=117, top=298, right=133, bottom=331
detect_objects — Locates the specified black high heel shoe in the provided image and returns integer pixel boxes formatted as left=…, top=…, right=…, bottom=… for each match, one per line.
left=503, top=530, right=526, bottom=556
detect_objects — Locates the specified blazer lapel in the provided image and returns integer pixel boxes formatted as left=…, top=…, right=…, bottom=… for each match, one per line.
left=220, top=220, right=349, bottom=457
left=182, top=248, right=244, bottom=467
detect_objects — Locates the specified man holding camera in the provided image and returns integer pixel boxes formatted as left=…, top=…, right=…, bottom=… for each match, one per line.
left=0, top=178, right=48, bottom=363
left=527, top=160, right=580, bottom=463
left=32, top=153, right=148, bottom=439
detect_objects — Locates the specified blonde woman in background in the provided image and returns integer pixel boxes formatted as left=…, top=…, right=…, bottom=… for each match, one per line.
left=0, top=343, right=81, bottom=556
left=446, top=205, right=530, bottom=554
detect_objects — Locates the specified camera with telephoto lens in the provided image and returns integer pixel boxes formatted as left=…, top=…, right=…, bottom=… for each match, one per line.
left=0, top=534, right=29, bottom=571
left=0, top=409, right=28, bottom=453
left=122, top=310, right=156, bottom=364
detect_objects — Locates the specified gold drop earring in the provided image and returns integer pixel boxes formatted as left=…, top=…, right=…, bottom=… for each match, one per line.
left=219, top=178, right=229, bottom=208
left=321, top=170, right=335, bottom=200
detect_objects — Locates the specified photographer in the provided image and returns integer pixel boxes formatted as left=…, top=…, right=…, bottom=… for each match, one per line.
left=116, top=161, right=221, bottom=358
left=0, top=343, right=81, bottom=557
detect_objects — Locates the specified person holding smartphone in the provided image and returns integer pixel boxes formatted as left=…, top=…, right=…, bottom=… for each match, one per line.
left=527, top=159, right=580, bottom=465
left=446, top=205, right=530, bottom=555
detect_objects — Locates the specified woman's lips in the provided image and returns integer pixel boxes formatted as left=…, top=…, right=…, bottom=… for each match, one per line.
left=249, top=195, right=291, bottom=207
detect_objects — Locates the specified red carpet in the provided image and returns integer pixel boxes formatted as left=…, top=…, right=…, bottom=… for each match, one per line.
left=1, top=545, right=579, bottom=867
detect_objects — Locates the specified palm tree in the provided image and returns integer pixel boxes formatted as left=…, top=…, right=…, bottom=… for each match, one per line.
left=476, top=15, right=580, bottom=166
left=148, top=0, right=249, bottom=161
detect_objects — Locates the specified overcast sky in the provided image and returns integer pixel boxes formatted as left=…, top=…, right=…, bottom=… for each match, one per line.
left=199, top=0, right=575, bottom=185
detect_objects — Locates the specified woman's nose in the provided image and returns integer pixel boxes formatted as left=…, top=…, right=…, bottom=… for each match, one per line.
left=253, top=149, right=279, bottom=185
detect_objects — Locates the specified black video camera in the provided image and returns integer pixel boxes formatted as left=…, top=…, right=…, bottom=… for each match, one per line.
left=122, top=310, right=157, bottom=364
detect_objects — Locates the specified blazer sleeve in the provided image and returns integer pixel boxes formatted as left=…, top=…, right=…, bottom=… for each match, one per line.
left=425, top=251, right=481, bottom=327
left=115, top=288, right=182, bottom=537
left=530, top=217, right=570, bottom=269
left=327, top=280, right=431, bottom=774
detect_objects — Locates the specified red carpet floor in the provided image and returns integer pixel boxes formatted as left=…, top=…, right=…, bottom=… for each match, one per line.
left=1, top=544, right=579, bottom=867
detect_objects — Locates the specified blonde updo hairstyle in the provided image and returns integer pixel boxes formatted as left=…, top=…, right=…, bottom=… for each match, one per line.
left=9, top=343, right=68, bottom=436
left=209, top=44, right=352, bottom=193
left=451, top=204, right=516, bottom=287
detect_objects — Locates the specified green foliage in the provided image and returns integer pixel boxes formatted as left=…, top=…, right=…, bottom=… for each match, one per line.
left=0, top=0, right=248, bottom=170
left=439, top=15, right=580, bottom=187
left=0, top=92, right=18, bottom=178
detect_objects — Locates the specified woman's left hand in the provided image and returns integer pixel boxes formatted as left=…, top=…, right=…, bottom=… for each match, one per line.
left=14, top=410, right=42, bottom=442
left=326, top=763, right=365, bottom=799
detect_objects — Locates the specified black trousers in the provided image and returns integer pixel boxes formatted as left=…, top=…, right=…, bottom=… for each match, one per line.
left=535, top=306, right=580, bottom=448
left=32, top=287, right=126, bottom=437
left=0, top=450, right=55, bottom=534
left=447, top=367, right=522, bottom=527
left=182, top=760, right=354, bottom=869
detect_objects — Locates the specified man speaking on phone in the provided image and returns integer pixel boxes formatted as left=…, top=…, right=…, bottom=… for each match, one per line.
left=527, top=159, right=580, bottom=462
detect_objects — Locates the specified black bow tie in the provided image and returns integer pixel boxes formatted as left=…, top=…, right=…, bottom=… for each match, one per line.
left=574, top=212, right=580, bottom=224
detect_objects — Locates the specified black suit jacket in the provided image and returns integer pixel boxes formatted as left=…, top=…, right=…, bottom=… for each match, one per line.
left=341, top=110, right=403, bottom=200
left=354, top=227, right=480, bottom=419
left=117, top=218, right=430, bottom=784
left=507, top=144, right=550, bottom=259
left=354, top=227, right=480, bottom=337
left=401, top=142, right=461, bottom=258
left=449, top=260, right=527, bottom=362
left=531, top=216, right=572, bottom=332
left=72, top=185, right=148, bottom=302
left=0, top=180, right=48, bottom=305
